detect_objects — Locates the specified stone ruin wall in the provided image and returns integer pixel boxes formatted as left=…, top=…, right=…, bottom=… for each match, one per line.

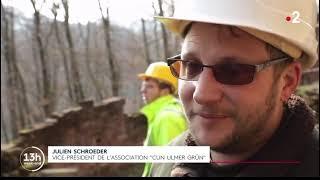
left=1, top=97, right=147, bottom=177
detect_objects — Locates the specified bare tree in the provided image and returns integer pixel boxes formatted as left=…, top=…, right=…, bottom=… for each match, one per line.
left=1, top=4, right=18, bottom=137
left=167, top=0, right=180, bottom=54
left=85, top=22, right=104, bottom=100
left=157, top=0, right=169, bottom=59
left=152, top=2, right=160, bottom=61
left=49, top=51, right=59, bottom=111
left=30, top=0, right=53, bottom=116
left=51, top=2, right=74, bottom=102
left=30, top=34, right=42, bottom=100
left=11, top=8, right=34, bottom=128
left=1, top=103, right=9, bottom=143
left=1, top=2, right=32, bottom=139
left=61, top=0, right=85, bottom=102
left=98, top=0, right=119, bottom=96
left=141, top=18, right=151, bottom=64
left=153, top=22, right=160, bottom=60
left=1, top=3, right=16, bottom=141
left=0, top=5, right=10, bottom=141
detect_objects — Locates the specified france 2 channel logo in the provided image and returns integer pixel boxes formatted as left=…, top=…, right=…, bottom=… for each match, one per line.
left=285, top=11, right=301, bottom=24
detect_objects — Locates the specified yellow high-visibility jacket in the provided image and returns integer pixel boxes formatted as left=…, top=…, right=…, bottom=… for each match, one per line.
left=140, top=95, right=187, bottom=177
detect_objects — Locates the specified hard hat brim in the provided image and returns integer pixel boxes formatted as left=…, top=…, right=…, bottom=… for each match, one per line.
left=155, top=15, right=318, bottom=70
left=137, top=73, right=150, bottom=80
left=138, top=73, right=177, bottom=92
left=138, top=73, right=173, bottom=84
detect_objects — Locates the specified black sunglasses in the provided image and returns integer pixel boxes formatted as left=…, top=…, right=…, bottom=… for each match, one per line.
left=167, top=55, right=291, bottom=85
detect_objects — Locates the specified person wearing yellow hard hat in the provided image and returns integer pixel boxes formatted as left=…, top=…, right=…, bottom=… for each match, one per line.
left=137, top=62, right=187, bottom=177
left=149, top=0, right=319, bottom=177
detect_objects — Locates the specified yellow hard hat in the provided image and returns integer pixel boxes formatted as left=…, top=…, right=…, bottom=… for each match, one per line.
left=155, top=0, right=318, bottom=69
left=138, top=62, right=178, bottom=92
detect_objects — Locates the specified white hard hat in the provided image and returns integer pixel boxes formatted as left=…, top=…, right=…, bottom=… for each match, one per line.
left=156, top=0, right=318, bottom=69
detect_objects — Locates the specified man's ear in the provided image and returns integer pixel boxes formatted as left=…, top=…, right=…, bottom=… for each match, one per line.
left=160, top=88, right=171, bottom=96
left=280, top=61, right=302, bottom=102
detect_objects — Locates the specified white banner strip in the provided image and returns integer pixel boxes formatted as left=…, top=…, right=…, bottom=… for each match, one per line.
left=48, top=146, right=210, bottom=163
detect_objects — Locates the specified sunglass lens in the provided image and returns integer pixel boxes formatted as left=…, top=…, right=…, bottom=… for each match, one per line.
left=213, top=64, right=256, bottom=85
left=181, top=61, right=203, bottom=80
left=169, top=60, right=181, bottom=78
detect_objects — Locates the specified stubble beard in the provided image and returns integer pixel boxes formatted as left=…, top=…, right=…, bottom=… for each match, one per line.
left=189, top=84, right=279, bottom=154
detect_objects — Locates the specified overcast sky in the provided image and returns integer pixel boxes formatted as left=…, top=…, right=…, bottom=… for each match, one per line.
left=2, top=0, right=319, bottom=28
left=2, top=0, right=155, bottom=27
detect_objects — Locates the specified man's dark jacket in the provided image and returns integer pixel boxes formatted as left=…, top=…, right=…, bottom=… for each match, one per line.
left=150, top=95, right=319, bottom=177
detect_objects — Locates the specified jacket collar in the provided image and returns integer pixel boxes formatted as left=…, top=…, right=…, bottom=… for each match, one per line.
left=140, top=95, right=177, bottom=124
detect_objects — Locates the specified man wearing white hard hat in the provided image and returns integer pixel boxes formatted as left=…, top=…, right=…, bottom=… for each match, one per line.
left=150, top=0, right=319, bottom=177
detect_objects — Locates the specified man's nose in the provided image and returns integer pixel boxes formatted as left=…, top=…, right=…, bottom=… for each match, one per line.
left=193, top=68, right=223, bottom=105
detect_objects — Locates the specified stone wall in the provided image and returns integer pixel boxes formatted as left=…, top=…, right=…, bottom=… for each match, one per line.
left=1, top=97, right=147, bottom=177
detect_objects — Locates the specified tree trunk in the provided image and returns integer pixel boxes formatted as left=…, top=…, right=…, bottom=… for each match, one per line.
left=85, top=22, right=103, bottom=100
left=15, top=61, right=33, bottom=128
left=141, top=18, right=151, bottom=65
left=158, top=0, right=169, bottom=59
left=1, top=3, right=24, bottom=139
left=62, top=0, right=85, bottom=102
left=52, top=8, right=74, bottom=102
left=10, top=6, right=33, bottom=128
left=49, top=53, right=59, bottom=111
left=1, top=3, right=18, bottom=140
left=30, top=0, right=51, bottom=116
left=153, top=21, right=160, bottom=60
left=1, top=104, right=9, bottom=143
left=98, top=0, right=119, bottom=96
left=31, top=39, right=42, bottom=100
